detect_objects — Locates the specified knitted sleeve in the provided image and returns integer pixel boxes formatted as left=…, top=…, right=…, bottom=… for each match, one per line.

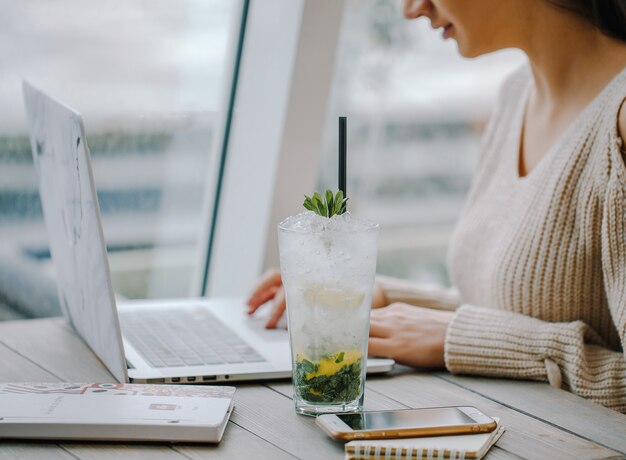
left=376, top=275, right=461, bottom=311
left=444, top=153, right=626, bottom=413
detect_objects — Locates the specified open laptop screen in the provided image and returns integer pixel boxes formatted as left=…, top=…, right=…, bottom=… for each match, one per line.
left=22, top=81, right=128, bottom=383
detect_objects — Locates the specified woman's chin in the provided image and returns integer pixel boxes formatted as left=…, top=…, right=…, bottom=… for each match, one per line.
left=456, top=41, right=495, bottom=59
left=455, top=42, right=474, bottom=58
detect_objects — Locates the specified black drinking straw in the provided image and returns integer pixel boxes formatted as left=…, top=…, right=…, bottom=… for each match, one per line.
left=338, top=116, right=347, bottom=201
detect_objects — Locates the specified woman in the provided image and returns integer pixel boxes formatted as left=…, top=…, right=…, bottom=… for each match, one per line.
left=247, top=0, right=626, bottom=413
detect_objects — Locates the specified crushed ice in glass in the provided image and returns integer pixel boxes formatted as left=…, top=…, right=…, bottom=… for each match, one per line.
left=279, top=211, right=376, bottom=233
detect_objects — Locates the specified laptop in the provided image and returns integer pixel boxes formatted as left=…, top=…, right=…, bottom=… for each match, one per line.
left=22, top=81, right=394, bottom=384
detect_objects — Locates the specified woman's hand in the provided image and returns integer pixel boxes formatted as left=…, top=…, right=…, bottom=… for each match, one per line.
left=246, top=268, right=388, bottom=329
left=246, top=269, right=286, bottom=329
left=368, top=303, right=455, bottom=368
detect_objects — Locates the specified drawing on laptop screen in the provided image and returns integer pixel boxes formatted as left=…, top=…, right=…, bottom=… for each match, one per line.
left=23, top=81, right=128, bottom=383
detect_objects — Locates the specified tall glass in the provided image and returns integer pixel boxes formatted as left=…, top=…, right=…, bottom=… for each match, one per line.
left=278, top=213, right=379, bottom=416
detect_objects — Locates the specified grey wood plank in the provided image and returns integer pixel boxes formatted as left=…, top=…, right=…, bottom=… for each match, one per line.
left=0, top=340, right=60, bottom=381
left=434, top=372, right=626, bottom=454
left=58, top=418, right=298, bottom=460
left=174, top=421, right=296, bottom=460
left=0, top=444, right=76, bottom=460
left=228, top=384, right=347, bottom=459
left=2, top=421, right=293, bottom=460
left=483, top=449, right=525, bottom=460
left=0, top=318, right=115, bottom=382
left=0, top=329, right=87, bottom=460
left=59, top=444, right=186, bottom=460
left=366, top=373, right=621, bottom=460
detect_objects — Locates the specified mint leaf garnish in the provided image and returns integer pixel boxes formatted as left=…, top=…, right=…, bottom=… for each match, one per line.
left=303, top=189, right=348, bottom=218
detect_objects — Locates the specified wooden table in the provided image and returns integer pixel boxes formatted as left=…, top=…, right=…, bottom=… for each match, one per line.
left=1, top=318, right=625, bottom=460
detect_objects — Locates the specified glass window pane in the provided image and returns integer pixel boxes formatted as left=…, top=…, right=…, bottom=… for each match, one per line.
left=318, top=0, right=525, bottom=286
left=0, top=0, right=240, bottom=316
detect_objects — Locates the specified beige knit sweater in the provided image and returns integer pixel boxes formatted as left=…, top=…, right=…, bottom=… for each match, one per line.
left=381, top=65, right=626, bottom=412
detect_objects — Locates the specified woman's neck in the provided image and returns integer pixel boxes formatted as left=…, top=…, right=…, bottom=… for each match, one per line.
left=519, top=4, right=626, bottom=111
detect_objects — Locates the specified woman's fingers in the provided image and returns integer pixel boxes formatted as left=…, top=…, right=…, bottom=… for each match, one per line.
left=246, top=269, right=282, bottom=313
left=371, top=281, right=388, bottom=308
left=369, top=304, right=396, bottom=338
left=369, top=320, right=392, bottom=338
left=247, top=286, right=279, bottom=315
left=265, top=287, right=286, bottom=329
left=368, top=337, right=394, bottom=358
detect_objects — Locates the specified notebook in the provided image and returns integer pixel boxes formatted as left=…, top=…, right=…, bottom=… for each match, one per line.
left=344, top=418, right=503, bottom=460
left=0, top=382, right=235, bottom=443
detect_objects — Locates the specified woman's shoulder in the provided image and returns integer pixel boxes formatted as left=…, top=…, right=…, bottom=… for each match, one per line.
left=590, top=66, right=626, bottom=187
left=611, top=68, right=626, bottom=159
left=499, top=62, right=532, bottom=91
left=496, top=62, right=531, bottom=100
left=618, top=100, right=626, bottom=155
left=478, top=63, right=531, bottom=148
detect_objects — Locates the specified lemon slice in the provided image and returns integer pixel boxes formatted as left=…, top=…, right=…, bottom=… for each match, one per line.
left=302, top=284, right=365, bottom=309
left=296, top=350, right=363, bottom=379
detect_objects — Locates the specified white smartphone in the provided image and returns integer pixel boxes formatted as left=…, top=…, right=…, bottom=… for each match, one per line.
left=316, top=406, right=497, bottom=441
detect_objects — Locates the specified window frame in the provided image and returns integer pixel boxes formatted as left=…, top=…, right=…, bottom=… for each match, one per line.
left=203, top=0, right=346, bottom=297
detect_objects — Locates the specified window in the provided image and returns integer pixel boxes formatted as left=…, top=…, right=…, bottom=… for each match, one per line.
left=317, top=0, right=526, bottom=286
left=0, top=0, right=242, bottom=316
left=204, top=0, right=345, bottom=297
left=1, top=0, right=527, bottom=319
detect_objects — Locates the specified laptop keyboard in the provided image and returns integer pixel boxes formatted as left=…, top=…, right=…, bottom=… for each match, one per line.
left=120, top=308, right=266, bottom=368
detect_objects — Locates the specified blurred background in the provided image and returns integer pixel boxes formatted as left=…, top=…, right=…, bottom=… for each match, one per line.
left=0, top=0, right=524, bottom=320
left=318, top=0, right=524, bottom=286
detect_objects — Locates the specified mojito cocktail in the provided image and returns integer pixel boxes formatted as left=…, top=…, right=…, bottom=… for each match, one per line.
left=278, top=210, right=378, bottom=416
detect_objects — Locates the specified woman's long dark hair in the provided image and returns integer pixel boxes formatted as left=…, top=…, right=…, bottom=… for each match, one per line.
left=547, top=0, right=626, bottom=43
